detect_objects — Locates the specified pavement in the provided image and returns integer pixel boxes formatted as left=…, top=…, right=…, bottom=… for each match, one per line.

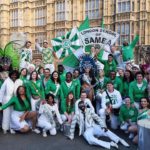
left=0, top=129, right=137, bottom=150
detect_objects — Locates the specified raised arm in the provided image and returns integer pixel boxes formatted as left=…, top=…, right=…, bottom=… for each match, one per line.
left=35, top=39, right=43, bottom=52
left=130, top=32, right=139, bottom=48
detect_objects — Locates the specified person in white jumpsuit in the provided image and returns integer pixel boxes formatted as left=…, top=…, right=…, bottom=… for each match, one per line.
left=68, top=101, right=129, bottom=149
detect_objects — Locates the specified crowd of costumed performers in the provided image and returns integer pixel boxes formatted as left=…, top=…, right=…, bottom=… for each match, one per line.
left=0, top=31, right=150, bottom=150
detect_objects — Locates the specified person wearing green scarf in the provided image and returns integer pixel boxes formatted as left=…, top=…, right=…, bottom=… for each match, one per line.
left=26, top=71, right=45, bottom=111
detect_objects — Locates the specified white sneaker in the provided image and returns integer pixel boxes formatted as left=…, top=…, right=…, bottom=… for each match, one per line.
left=120, top=123, right=128, bottom=131
left=120, top=139, right=130, bottom=147
left=10, top=129, right=16, bottom=134
left=32, top=128, right=40, bottom=134
left=128, top=133, right=134, bottom=139
left=67, top=134, right=74, bottom=140
left=3, top=130, right=7, bottom=134
left=110, top=141, right=118, bottom=149
left=42, top=131, right=47, bottom=137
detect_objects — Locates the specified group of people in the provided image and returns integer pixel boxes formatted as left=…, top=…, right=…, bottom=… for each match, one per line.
left=0, top=33, right=150, bottom=149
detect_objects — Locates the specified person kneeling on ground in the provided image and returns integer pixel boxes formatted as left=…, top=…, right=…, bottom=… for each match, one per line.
left=38, top=93, right=63, bottom=137
left=0, top=86, right=40, bottom=134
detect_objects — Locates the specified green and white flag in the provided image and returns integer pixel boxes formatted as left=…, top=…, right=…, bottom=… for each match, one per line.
left=51, top=28, right=81, bottom=59
left=78, top=16, right=90, bottom=32
left=62, top=17, right=90, bottom=68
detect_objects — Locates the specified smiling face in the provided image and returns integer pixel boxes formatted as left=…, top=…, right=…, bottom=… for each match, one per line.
left=68, top=93, right=74, bottom=100
left=125, top=97, right=131, bottom=107
left=53, top=72, right=59, bottom=79
left=109, top=71, right=116, bottom=80
left=136, top=74, right=143, bottom=83
left=11, top=73, right=17, bottom=82
left=99, top=69, right=104, bottom=77
left=124, top=70, right=130, bottom=78
left=73, top=70, right=79, bottom=78
left=31, top=72, right=37, bottom=80
left=18, top=86, right=26, bottom=95
left=43, top=42, right=48, bottom=48
left=108, top=55, right=113, bottom=62
left=44, top=69, right=50, bottom=78
left=47, top=96, right=54, bottom=105
left=118, top=69, right=124, bottom=77
left=107, top=83, right=114, bottom=92
left=66, top=73, right=72, bottom=82
left=80, top=92, right=87, bottom=101
left=140, top=98, right=149, bottom=109
left=26, top=41, right=31, bottom=48
left=21, top=68, right=27, bottom=76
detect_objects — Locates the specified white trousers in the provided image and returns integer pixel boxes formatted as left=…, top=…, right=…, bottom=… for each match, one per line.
left=38, top=114, right=56, bottom=135
left=83, top=125, right=120, bottom=149
left=31, top=97, right=40, bottom=111
left=2, top=107, right=12, bottom=131
left=99, top=108, right=120, bottom=129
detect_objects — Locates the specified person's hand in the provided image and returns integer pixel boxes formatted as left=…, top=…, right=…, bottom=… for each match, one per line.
left=102, top=127, right=108, bottom=132
left=106, top=108, right=111, bottom=114
left=68, top=118, right=72, bottom=124
left=67, top=116, right=72, bottom=124
left=101, top=89, right=104, bottom=93
left=41, top=100, right=47, bottom=105
left=110, top=46, right=116, bottom=53
left=20, top=115, right=25, bottom=122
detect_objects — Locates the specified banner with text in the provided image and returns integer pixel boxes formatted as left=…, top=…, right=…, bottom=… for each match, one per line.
left=80, top=27, right=119, bottom=47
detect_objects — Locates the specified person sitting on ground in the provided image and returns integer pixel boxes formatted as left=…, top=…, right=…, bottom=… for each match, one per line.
left=67, top=101, right=129, bottom=149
